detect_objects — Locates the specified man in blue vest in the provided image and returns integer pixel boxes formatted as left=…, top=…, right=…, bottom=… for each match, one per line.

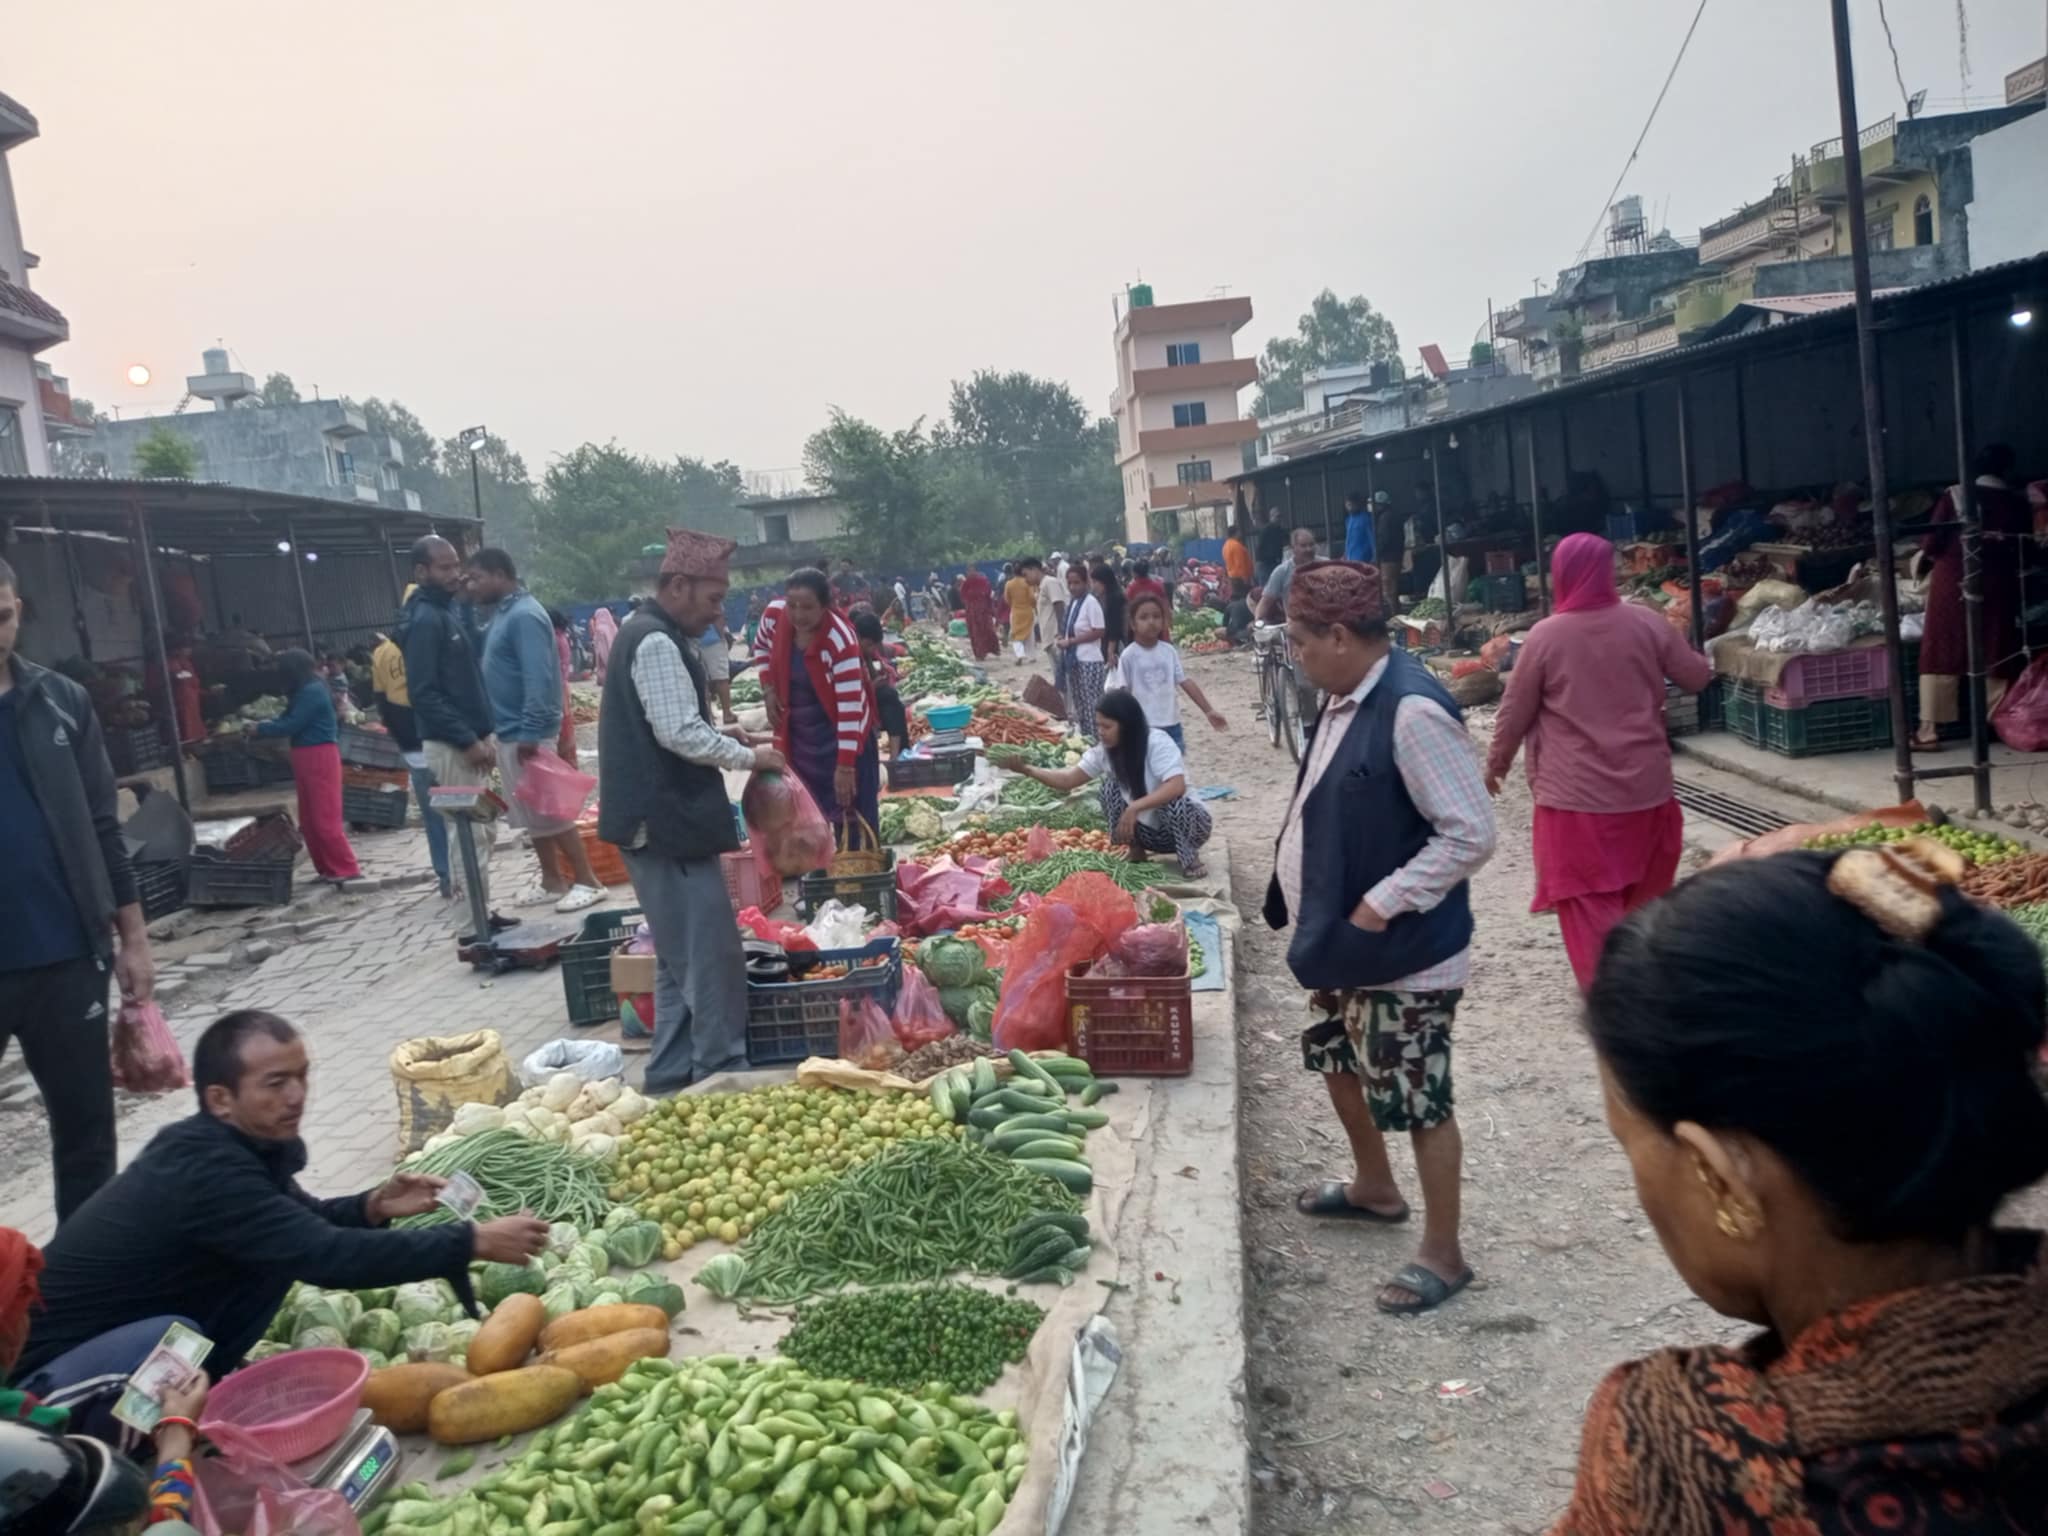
left=1341, top=489, right=1376, bottom=565
left=1266, top=560, right=1496, bottom=1315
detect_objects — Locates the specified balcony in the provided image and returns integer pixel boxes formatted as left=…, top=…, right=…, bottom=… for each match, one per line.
left=1136, top=417, right=1261, bottom=457
left=0, top=273, right=68, bottom=349
left=1674, top=268, right=1758, bottom=336
left=1129, top=356, right=1258, bottom=396
left=1582, top=315, right=1680, bottom=374
left=1807, top=116, right=1899, bottom=200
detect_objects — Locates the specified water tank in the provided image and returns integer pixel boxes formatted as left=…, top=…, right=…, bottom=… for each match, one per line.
left=1129, top=284, right=1154, bottom=309
left=201, top=347, right=230, bottom=375
left=1610, top=195, right=1644, bottom=230
left=1370, top=360, right=1391, bottom=388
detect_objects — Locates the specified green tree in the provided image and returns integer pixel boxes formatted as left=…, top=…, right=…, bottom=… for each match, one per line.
left=260, top=371, right=301, bottom=407
left=1252, top=290, right=1401, bottom=417
left=525, top=443, right=739, bottom=602
left=69, top=397, right=99, bottom=426
left=443, top=428, right=540, bottom=567
left=804, top=411, right=953, bottom=568
left=932, top=370, right=1120, bottom=551
left=133, top=426, right=199, bottom=480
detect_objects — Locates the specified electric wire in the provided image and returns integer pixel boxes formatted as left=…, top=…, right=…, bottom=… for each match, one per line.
left=1574, top=0, right=1713, bottom=260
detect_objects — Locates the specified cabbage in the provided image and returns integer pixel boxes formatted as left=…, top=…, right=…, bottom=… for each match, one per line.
left=404, top=1322, right=455, bottom=1363
left=393, top=1281, right=454, bottom=1330
left=540, top=1280, right=581, bottom=1322
left=294, top=1325, right=348, bottom=1352
left=921, top=938, right=985, bottom=990
left=329, top=1293, right=364, bottom=1335
left=537, top=1249, right=563, bottom=1273
left=567, top=1240, right=611, bottom=1277
left=480, top=1260, right=548, bottom=1308
left=246, top=1339, right=294, bottom=1362
left=695, top=1254, right=748, bottom=1300
left=569, top=1272, right=602, bottom=1308
left=937, top=986, right=980, bottom=1026
left=349, top=1307, right=403, bottom=1357
left=450, top=1101, right=505, bottom=1136
left=356, top=1348, right=390, bottom=1371
left=354, top=1287, right=396, bottom=1311
left=446, top=1320, right=481, bottom=1366
left=966, top=992, right=997, bottom=1042
left=546, top=1222, right=583, bottom=1255
left=600, top=1205, right=640, bottom=1235
left=603, top=1220, right=663, bottom=1270
left=589, top=1290, right=625, bottom=1310
left=620, top=1271, right=686, bottom=1318
left=291, top=1294, right=348, bottom=1341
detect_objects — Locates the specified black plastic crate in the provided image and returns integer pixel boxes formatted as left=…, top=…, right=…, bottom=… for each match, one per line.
left=104, top=721, right=171, bottom=777
left=186, top=847, right=294, bottom=908
left=746, top=938, right=902, bottom=1066
left=885, top=753, right=975, bottom=791
left=797, top=851, right=899, bottom=921
left=338, top=723, right=407, bottom=771
left=136, top=859, right=189, bottom=922
left=342, top=782, right=410, bottom=829
left=197, top=743, right=265, bottom=792
left=559, top=906, right=644, bottom=1027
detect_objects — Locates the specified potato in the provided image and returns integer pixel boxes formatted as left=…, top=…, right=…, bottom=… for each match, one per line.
left=361, top=1362, right=472, bottom=1434
left=426, top=1364, right=582, bottom=1445
left=536, top=1303, right=668, bottom=1354
left=538, top=1327, right=671, bottom=1394
left=466, top=1293, right=546, bottom=1376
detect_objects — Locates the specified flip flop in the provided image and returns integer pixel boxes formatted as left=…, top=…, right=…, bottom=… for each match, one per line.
left=1296, top=1181, right=1410, bottom=1224
left=1376, top=1262, right=1474, bottom=1316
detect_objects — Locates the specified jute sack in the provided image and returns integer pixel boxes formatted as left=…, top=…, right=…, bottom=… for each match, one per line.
left=390, top=1029, right=518, bottom=1155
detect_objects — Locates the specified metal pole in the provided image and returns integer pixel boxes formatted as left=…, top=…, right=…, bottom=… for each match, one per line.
left=1429, top=441, right=1450, bottom=603
left=1733, top=368, right=1751, bottom=487
left=286, top=517, right=316, bottom=649
left=50, top=500, right=93, bottom=661
left=386, top=528, right=405, bottom=605
left=1829, top=0, right=1913, bottom=803
left=1319, top=468, right=1333, bottom=550
left=131, top=497, right=191, bottom=810
left=1676, top=379, right=1705, bottom=653
left=469, top=450, right=484, bottom=535
left=1633, top=389, right=1653, bottom=524
left=1525, top=418, right=1549, bottom=615
left=1951, top=312, right=1990, bottom=813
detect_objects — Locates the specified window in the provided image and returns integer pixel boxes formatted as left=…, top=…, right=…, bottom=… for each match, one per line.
left=1914, top=195, right=1934, bottom=247
left=1176, top=460, right=1214, bottom=485
left=0, top=405, right=25, bottom=475
left=1171, top=401, right=1208, bottom=429
left=1865, top=212, right=1895, bottom=252
left=1165, top=342, right=1202, bottom=367
left=762, top=513, right=791, bottom=544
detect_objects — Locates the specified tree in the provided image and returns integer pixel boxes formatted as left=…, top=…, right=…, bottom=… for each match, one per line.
left=260, top=372, right=301, bottom=407
left=932, top=370, right=1121, bottom=551
left=1252, top=290, right=1401, bottom=417
left=804, top=411, right=953, bottom=568
left=133, top=426, right=199, bottom=480
left=442, top=428, right=540, bottom=569
left=525, top=444, right=741, bottom=602
left=69, top=397, right=99, bottom=426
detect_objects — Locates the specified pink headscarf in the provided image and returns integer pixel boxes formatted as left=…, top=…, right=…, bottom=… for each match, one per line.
left=1550, top=533, right=1619, bottom=615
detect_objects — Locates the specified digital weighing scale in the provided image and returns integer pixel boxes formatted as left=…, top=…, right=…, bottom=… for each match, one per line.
left=431, top=784, right=581, bottom=973
left=289, top=1408, right=403, bottom=1514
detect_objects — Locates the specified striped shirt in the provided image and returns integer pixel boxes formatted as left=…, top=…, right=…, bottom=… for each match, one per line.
left=753, top=599, right=873, bottom=766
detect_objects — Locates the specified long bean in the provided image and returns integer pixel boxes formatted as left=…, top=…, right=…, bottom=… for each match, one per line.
left=999, top=849, right=1158, bottom=896
left=395, top=1128, right=611, bottom=1229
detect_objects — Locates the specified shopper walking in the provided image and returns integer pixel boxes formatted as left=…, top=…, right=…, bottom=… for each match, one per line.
left=959, top=566, right=999, bottom=660
left=1004, top=562, right=1036, bottom=666
left=1484, top=533, right=1712, bottom=991
left=0, top=557, right=154, bottom=1223
left=1106, top=590, right=1226, bottom=751
left=1910, top=444, right=2032, bottom=750
left=1271, top=560, right=1496, bottom=1315
left=599, top=530, right=782, bottom=1092
left=753, top=567, right=879, bottom=837
left=370, top=618, right=451, bottom=898
left=1055, top=563, right=1107, bottom=741
left=249, top=649, right=361, bottom=883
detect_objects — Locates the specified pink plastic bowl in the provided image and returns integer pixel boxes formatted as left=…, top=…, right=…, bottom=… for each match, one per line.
left=200, top=1348, right=370, bottom=1463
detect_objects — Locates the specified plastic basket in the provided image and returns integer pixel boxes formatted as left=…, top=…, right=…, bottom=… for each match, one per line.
left=798, top=852, right=899, bottom=921
left=746, top=938, right=902, bottom=1066
left=1721, top=679, right=1892, bottom=758
left=338, top=722, right=407, bottom=770
left=722, top=849, right=772, bottom=913
left=342, top=781, right=410, bottom=829
left=885, top=753, right=976, bottom=791
left=199, top=1347, right=368, bottom=1464
left=187, top=848, right=295, bottom=908
left=104, top=721, right=172, bottom=777
left=1484, top=549, right=1519, bottom=574
left=197, top=742, right=265, bottom=792
left=1764, top=646, right=1889, bottom=708
left=225, top=813, right=302, bottom=864
left=923, top=702, right=973, bottom=732
left=136, top=858, right=189, bottom=922
left=1066, top=962, right=1193, bottom=1076
left=1664, top=686, right=1701, bottom=739
left=1474, top=573, right=1528, bottom=613
left=560, top=906, right=643, bottom=1026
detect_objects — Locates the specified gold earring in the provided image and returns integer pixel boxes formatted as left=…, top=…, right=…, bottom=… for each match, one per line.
left=1716, top=1205, right=1742, bottom=1239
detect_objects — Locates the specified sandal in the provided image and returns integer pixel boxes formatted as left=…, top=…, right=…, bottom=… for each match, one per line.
left=1376, top=1262, right=1473, bottom=1316
left=1296, top=1181, right=1410, bottom=1224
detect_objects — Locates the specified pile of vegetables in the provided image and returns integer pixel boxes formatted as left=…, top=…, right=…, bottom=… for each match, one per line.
left=399, top=1129, right=615, bottom=1231
left=932, top=825, right=1111, bottom=863
left=919, top=938, right=1001, bottom=1038
left=1802, top=820, right=2029, bottom=864
left=970, top=797, right=1108, bottom=837
left=968, top=701, right=1064, bottom=746
left=729, top=1135, right=1083, bottom=1302
left=877, top=795, right=955, bottom=846
left=1169, top=608, right=1222, bottom=642
left=363, top=1357, right=1027, bottom=1536
left=1962, top=852, right=2048, bottom=909
left=924, top=1051, right=1104, bottom=1229
left=996, top=776, right=1064, bottom=809
left=419, top=1074, right=651, bottom=1163
left=997, top=738, right=1088, bottom=769
left=995, top=849, right=1159, bottom=899
left=730, top=673, right=764, bottom=705
left=780, top=1283, right=1044, bottom=1394
left=209, top=695, right=287, bottom=735
left=895, top=1035, right=999, bottom=1083
left=1407, top=596, right=1450, bottom=621
left=611, top=1084, right=956, bottom=1256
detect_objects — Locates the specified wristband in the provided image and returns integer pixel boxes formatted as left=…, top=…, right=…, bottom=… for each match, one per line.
left=154, top=1415, right=199, bottom=1437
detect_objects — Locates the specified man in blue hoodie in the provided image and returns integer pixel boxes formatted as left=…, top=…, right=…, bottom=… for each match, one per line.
left=466, top=549, right=606, bottom=914
left=1342, top=489, right=1377, bottom=565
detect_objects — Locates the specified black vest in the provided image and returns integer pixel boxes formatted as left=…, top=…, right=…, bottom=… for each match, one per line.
left=597, top=607, right=741, bottom=863
left=1264, top=649, right=1475, bottom=989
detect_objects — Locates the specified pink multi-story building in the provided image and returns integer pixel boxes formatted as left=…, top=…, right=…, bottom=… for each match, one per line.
left=1109, top=291, right=1258, bottom=543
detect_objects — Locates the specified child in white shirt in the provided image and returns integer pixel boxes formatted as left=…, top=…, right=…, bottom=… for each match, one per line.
left=1106, top=591, right=1227, bottom=750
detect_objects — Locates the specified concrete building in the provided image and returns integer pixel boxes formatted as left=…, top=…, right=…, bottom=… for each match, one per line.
left=0, top=91, right=65, bottom=477
left=81, top=349, right=422, bottom=511
left=729, top=489, right=854, bottom=576
left=1108, top=290, right=1259, bottom=541
left=1256, top=355, right=1535, bottom=464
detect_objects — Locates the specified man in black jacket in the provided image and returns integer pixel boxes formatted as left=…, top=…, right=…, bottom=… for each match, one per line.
left=14, top=1009, right=549, bottom=1383
left=0, top=558, right=155, bottom=1222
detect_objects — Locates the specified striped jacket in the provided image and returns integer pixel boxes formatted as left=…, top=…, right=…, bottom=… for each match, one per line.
left=753, top=599, right=873, bottom=767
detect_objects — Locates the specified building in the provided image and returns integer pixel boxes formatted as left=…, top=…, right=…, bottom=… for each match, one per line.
left=0, top=91, right=65, bottom=476
left=1544, top=236, right=1703, bottom=381
left=81, top=349, right=422, bottom=511
left=729, top=489, right=854, bottom=576
left=1256, top=354, right=1534, bottom=464
left=1108, top=289, right=1259, bottom=542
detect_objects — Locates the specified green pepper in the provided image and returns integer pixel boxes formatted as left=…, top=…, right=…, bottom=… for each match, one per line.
left=844, top=1499, right=869, bottom=1536
left=770, top=1460, right=818, bottom=1514
left=734, top=1425, right=775, bottom=1457
left=725, top=1493, right=763, bottom=1523
left=794, top=1494, right=826, bottom=1536
left=972, top=1488, right=1005, bottom=1536
left=726, top=1458, right=772, bottom=1495
left=770, top=1434, right=798, bottom=1475
left=735, top=1507, right=769, bottom=1536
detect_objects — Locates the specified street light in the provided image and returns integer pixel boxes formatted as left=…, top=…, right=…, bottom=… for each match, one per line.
left=2012, top=306, right=2036, bottom=330
left=458, top=425, right=488, bottom=533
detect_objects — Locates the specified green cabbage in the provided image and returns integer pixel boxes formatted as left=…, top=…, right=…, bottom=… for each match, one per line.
left=921, top=938, right=985, bottom=990
left=348, top=1307, right=403, bottom=1357
left=601, top=1205, right=640, bottom=1235
left=329, top=1293, right=364, bottom=1335
left=936, top=985, right=979, bottom=1026
left=589, top=1290, right=625, bottom=1310
left=966, top=992, right=997, bottom=1042
left=695, top=1254, right=748, bottom=1301
left=540, top=1281, right=581, bottom=1322
left=392, top=1281, right=454, bottom=1330
left=446, top=1320, right=481, bottom=1366
left=603, top=1220, right=663, bottom=1270
left=569, top=1272, right=602, bottom=1308
left=404, top=1321, right=456, bottom=1363
left=566, top=1240, right=612, bottom=1277
left=294, top=1325, right=348, bottom=1352
left=620, top=1271, right=685, bottom=1318
left=480, top=1260, right=548, bottom=1308
left=356, top=1348, right=390, bottom=1371
left=354, top=1287, right=396, bottom=1312
left=291, top=1295, right=347, bottom=1343
left=546, top=1222, right=583, bottom=1254
left=246, top=1340, right=294, bottom=1362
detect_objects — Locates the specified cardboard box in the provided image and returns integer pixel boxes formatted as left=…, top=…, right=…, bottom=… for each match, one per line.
left=610, top=943, right=656, bottom=996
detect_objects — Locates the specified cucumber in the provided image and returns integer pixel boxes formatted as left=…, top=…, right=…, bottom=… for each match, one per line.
left=1002, top=1211, right=1090, bottom=1247
left=992, top=1088, right=1058, bottom=1114
left=971, top=1059, right=999, bottom=1099
left=966, top=1103, right=1011, bottom=1130
left=985, top=1112, right=1073, bottom=1138
left=1080, top=1081, right=1117, bottom=1106
left=989, top=1124, right=1080, bottom=1155
left=1035, top=1057, right=1093, bottom=1081
left=1054, top=1245, right=1092, bottom=1270
left=1005, top=1137, right=1086, bottom=1162
left=929, top=1075, right=955, bottom=1122
left=1007, top=1049, right=1065, bottom=1095
left=1013, top=1264, right=1077, bottom=1286
left=1016, top=1157, right=1092, bottom=1194
left=1005, top=1228, right=1076, bottom=1277
left=1061, top=1109, right=1110, bottom=1131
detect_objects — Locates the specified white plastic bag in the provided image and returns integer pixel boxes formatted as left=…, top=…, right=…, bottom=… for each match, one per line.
left=802, top=899, right=874, bottom=951
left=519, top=1038, right=626, bottom=1088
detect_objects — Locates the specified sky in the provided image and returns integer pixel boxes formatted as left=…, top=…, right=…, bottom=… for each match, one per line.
left=10, top=1, right=2047, bottom=480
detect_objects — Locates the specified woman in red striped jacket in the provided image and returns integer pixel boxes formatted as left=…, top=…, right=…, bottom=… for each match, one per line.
left=753, top=568, right=879, bottom=839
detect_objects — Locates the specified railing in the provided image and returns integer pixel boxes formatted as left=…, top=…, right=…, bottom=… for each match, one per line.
left=1811, top=115, right=1896, bottom=164
left=1266, top=402, right=1367, bottom=449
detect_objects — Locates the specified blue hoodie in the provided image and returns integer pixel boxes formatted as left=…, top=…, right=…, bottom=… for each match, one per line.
left=480, top=587, right=563, bottom=744
left=1344, top=506, right=1377, bottom=564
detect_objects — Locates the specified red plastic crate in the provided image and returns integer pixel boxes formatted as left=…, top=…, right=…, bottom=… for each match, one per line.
left=1065, top=962, right=1193, bottom=1077
left=722, top=849, right=772, bottom=912
left=1764, top=646, right=1889, bottom=708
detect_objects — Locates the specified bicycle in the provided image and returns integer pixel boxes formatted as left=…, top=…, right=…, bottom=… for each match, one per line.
left=1253, top=622, right=1305, bottom=763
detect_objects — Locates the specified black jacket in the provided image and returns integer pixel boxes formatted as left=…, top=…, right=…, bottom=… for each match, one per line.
left=5, top=658, right=136, bottom=962
left=397, top=586, right=493, bottom=749
left=14, top=1113, right=476, bottom=1377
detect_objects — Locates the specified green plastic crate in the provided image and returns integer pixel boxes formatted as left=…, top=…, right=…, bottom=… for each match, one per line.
left=1720, top=680, right=1891, bottom=757
left=559, top=906, right=643, bottom=1027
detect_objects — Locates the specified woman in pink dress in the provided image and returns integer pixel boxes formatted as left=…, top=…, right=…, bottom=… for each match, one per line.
left=1485, top=535, right=1712, bottom=991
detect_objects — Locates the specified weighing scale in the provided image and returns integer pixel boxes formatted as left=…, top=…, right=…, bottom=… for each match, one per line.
left=430, top=784, right=581, bottom=974
left=289, top=1409, right=402, bottom=1514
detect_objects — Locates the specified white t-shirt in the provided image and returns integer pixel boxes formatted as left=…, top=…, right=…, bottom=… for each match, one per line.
left=1107, top=639, right=1186, bottom=728
left=1069, top=593, right=1106, bottom=663
left=1080, top=729, right=1186, bottom=829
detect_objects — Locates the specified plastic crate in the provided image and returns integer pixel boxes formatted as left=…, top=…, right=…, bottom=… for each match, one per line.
left=136, top=858, right=189, bottom=922
left=1764, top=646, right=1889, bottom=708
left=342, top=782, right=410, bottom=829
left=196, top=742, right=265, bottom=792
left=1720, top=680, right=1892, bottom=757
left=225, top=813, right=302, bottom=864
left=187, top=848, right=295, bottom=908
left=1473, top=573, right=1528, bottom=613
left=798, top=852, right=899, bottom=922
left=746, top=938, right=902, bottom=1066
left=559, top=906, right=643, bottom=1027
left=338, top=723, right=406, bottom=771
left=1484, top=549, right=1519, bottom=574
left=885, top=753, right=976, bottom=791
left=722, top=849, right=773, bottom=913
left=104, top=721, right=172, bottom=777
left=1066, top=962, right=1194, bottom=1077
left=1664, top=685, right=1701, bottom=738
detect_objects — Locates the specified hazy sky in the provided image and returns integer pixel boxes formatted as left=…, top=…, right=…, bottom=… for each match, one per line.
left=11, top=2, right=2046, bottom=479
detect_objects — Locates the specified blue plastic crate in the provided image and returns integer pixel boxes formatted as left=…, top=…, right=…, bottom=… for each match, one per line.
left=746, top=938, right=902, bottom=1065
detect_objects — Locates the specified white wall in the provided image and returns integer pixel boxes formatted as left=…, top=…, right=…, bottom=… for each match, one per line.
left=0, top=154, right=25, bottom=283
left=1135, top=385, right=1245, bottom=432
left=1126, top=321, right=1238, bottom=371
left=0, top=342, right=50, bottom=474
left=1968, top=114, right=2048, bottom=268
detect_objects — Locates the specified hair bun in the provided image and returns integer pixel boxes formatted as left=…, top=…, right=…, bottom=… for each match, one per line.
left=1920, top=890, right=2048, bottom=1058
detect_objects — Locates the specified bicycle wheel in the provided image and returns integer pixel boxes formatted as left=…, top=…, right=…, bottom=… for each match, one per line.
left=1278, top=672, right=1303, bottom=762
left=1262, top=654, right=1284, bottom=749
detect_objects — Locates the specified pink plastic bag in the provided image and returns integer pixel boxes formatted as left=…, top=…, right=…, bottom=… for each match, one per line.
left=743, top=769, right=836, bottom=883
left=892, top=966, right=956, bottom=1054
left=1993, top=653, right=2048, bottom=751
left=1025, top=824, right=1054, bottom=861
left=192, top=1422, right=360, bottom=1536
left=514, top=748, right=597, bottom=822
left=110, top=999, right=189, bottom=1094
left=991, top=905, right=1100, bottom=1054
left=840, top=995, right=901, bottom=1072
left=1105, top=921, right=1189, bottom=978
left=895, top=858, right=1003, bottom=937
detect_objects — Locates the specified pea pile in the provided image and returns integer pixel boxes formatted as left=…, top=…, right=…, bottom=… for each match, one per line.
left=1803, top=820, right=2028, bottom=864
left=996, top=849, right=1158, bottom=898
left=780, top=1283, right=1045, bottom=1393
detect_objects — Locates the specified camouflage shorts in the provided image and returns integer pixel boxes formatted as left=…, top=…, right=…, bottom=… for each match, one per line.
left=1299, top=989, right=1460, bottom=1133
